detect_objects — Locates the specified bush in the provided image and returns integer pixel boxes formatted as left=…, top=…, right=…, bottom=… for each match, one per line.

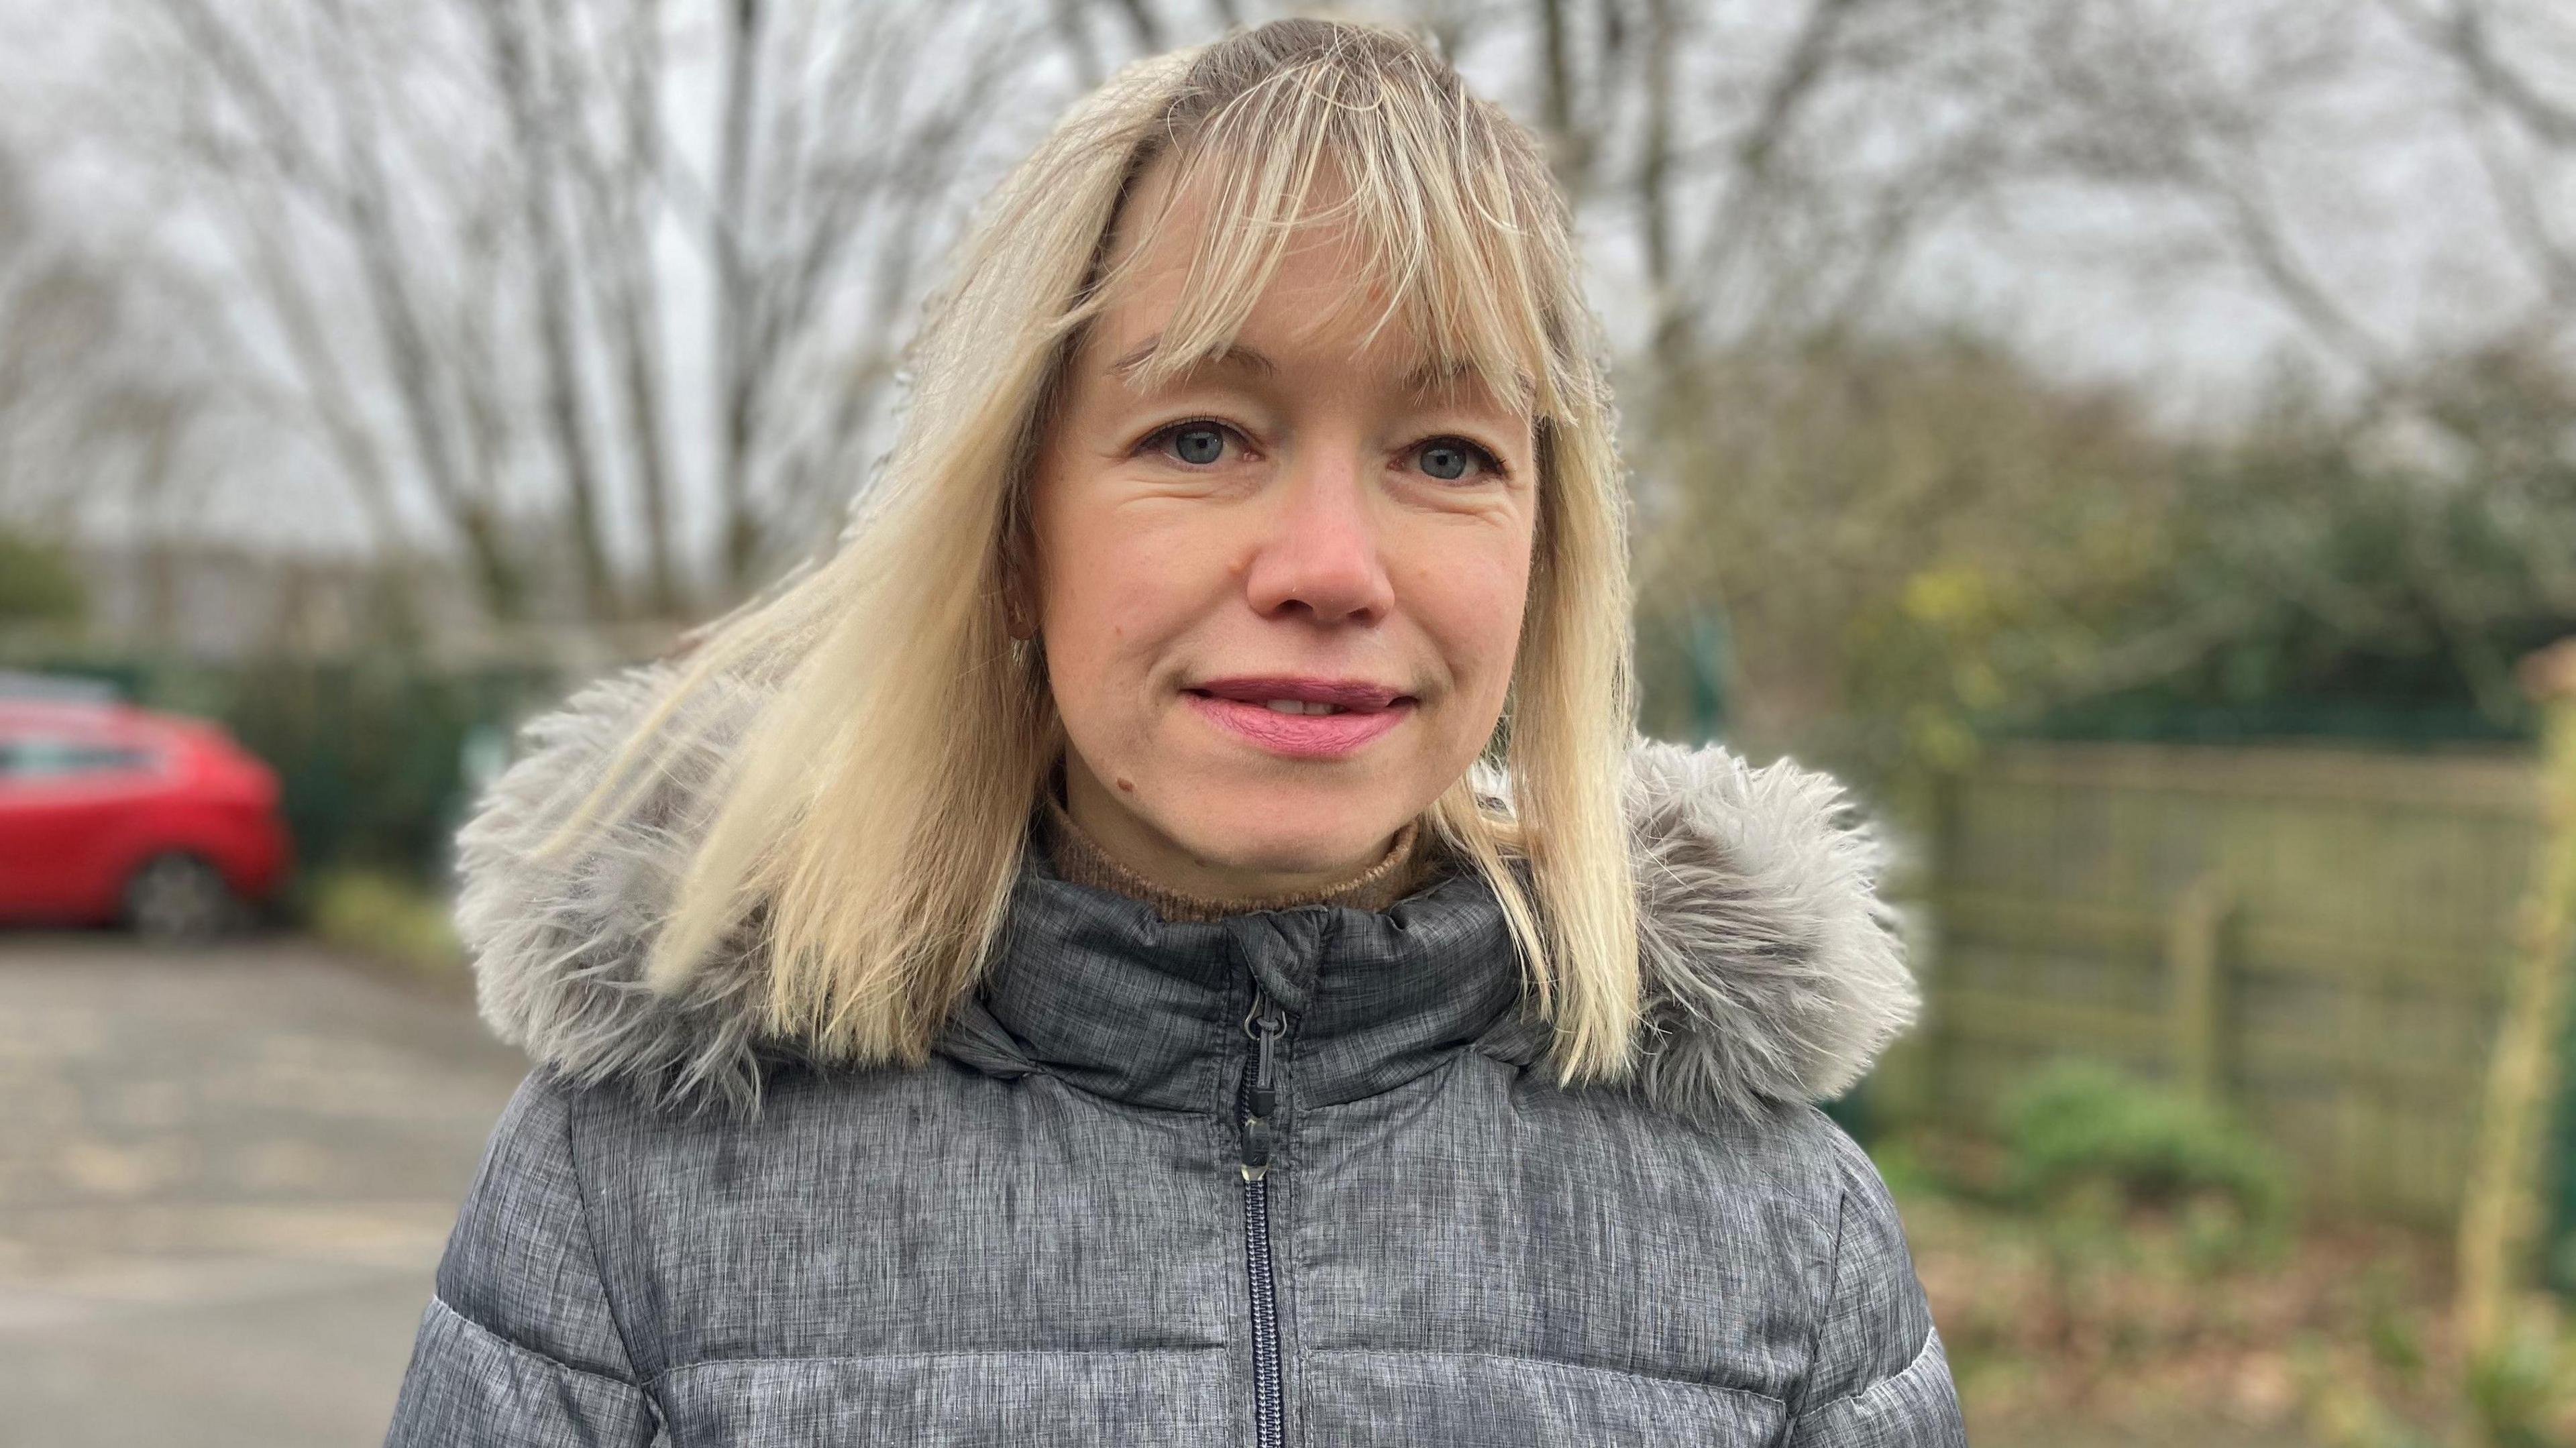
left=0, top=532, right=84, bottom=624
left=1998, top=1058, right=2292, bottom=1257
left=2464, top=1305, right=2576, bottom=1448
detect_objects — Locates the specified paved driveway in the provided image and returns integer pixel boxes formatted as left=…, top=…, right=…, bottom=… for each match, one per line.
left=0, top=930, right=525, bottom=1448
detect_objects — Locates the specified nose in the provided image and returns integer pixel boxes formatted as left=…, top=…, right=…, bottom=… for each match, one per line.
left=1240, top=443, right=1396, bottom=626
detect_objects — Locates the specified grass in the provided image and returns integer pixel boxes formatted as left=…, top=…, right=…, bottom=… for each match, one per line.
left=301, top=867, right=472, bottom=996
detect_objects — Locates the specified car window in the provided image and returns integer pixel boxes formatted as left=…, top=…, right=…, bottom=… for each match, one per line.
left=0, top=736, right=160, bottom=781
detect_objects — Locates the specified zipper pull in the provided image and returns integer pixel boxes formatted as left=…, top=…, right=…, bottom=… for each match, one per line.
left=1240, top=989, right=1287, bottom=1179
left=1250, top=1007, right=1282, bottom=1119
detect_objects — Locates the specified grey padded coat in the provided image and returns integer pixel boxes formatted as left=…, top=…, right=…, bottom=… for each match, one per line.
left=382, top=659, right=1969, bottom=1447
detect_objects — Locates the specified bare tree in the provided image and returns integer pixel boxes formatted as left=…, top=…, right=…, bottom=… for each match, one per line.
left=0, top=141, right=249, bottom=633
left=0, top=152, right=115, bottom=529
left=92, top=0, right=1047, bottom=630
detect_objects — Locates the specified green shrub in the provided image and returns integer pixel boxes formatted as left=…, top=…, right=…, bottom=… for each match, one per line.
left=1861, top=1133, right=1940, bottom=1202
left=2464, top=1315, right=2573, bottom=1448
left=1998, top=1058, right=2292, bottom=1254
left=0, top=532, right=84, bottom=624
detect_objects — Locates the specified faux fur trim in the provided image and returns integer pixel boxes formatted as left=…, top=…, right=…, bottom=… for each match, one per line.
left=452, top=659, right=1922, bottom=1124
left=1619, top=736, right=1921, bottom=1127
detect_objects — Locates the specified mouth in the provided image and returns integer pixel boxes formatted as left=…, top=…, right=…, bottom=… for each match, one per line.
left=1182, top=678, right=1418, bottom=758
left=1181, top=693, right=1407, bottom=717
left=1184, top=677, right=1418, bottom=713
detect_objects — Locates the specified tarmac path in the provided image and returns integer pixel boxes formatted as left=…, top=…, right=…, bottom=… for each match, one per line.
left=0, top=931, right=525, bottom=1448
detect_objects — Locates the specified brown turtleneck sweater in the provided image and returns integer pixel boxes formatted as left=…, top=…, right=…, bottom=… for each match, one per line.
left=1037, top=763, right=1439, bottom=922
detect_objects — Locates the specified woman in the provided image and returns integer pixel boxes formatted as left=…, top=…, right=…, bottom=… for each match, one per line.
left=386, top=17, right=1964, bottom=1447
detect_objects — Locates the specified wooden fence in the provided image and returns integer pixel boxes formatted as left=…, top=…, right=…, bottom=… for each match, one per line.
left=1909, top=739, right=2548, bottom=1228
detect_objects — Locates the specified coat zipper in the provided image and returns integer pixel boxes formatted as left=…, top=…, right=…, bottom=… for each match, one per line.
left=1238, top=986, right=1289, bottom=1448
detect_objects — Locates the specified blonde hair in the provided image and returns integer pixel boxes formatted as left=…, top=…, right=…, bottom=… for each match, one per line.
left=536, top=17, right=1643, bottom=1090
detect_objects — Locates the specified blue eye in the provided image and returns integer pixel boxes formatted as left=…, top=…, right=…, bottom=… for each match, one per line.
left=1414, top=437, right=1501, bottom=482
left=1151, top=422, right=1233, bottom=466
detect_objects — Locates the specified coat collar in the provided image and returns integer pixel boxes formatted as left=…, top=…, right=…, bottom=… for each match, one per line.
left=932, top=820, right=1523, bottom=1112
left=455, top=658, right=1924, bottom=1129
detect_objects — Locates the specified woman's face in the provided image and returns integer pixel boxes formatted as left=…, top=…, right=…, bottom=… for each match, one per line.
left=1023, top=164, right=1540, bottom=896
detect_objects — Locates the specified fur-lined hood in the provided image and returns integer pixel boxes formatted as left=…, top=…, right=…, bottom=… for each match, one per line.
left=453, top=659, right=1923, bottom=1128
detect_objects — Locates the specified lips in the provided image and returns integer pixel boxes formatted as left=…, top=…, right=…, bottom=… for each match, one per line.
left=1182, top=678, right=1417, bottom=759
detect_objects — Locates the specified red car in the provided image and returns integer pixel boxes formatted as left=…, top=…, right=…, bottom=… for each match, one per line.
left=0, top=695, right=292, bottom=940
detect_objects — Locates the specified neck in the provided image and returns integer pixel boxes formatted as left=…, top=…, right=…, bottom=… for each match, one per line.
left=1038, top=762, right=1436, bottom=922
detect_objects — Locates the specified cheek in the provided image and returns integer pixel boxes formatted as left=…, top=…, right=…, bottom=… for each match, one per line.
left=1403, top=522, right=1534, bottom=706
left=1034, top=496, right=1212, bottom=705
